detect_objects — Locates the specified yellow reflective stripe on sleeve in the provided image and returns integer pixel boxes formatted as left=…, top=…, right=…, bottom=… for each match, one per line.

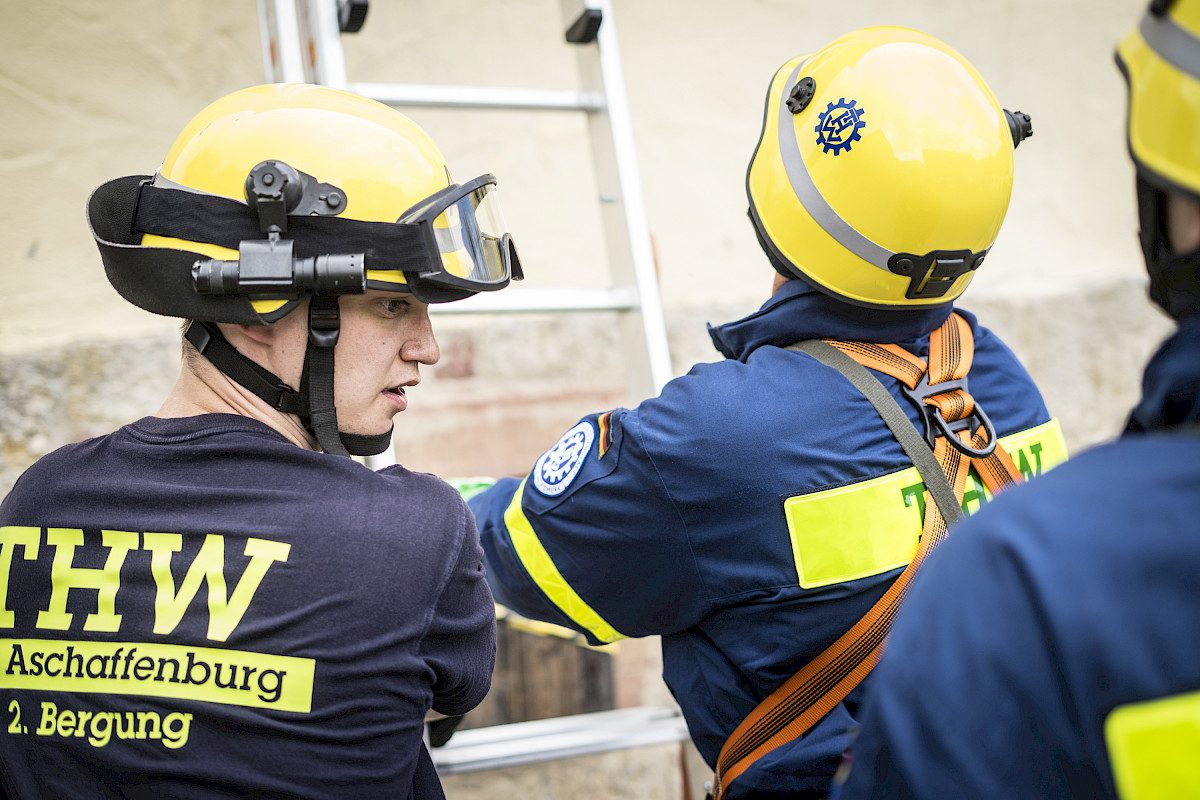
left=785, top=418, right=1068, bottom=589
left=502, top=479, right=626, bottom=644
left=1106, top=689, right=1200, bottom=799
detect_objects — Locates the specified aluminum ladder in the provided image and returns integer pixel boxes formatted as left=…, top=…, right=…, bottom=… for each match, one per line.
left=255, top=0, right=674, bottom=470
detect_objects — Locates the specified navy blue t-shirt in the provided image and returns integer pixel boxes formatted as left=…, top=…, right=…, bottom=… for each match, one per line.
left=0, top=414, right=495, bottom=799
left=469, top=281, right=1058, bottom=798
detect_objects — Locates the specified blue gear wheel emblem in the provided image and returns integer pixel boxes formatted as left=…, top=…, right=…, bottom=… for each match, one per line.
left=814, top=98, right=866, bottom=155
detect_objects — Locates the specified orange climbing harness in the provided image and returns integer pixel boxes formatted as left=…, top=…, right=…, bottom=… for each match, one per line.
left=710, top=313, right=1025, bottom=799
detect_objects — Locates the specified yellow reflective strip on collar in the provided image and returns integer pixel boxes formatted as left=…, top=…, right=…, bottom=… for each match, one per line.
left=503, top=479, right=626, bottom=644
left=1106, top=689, right=1200, bottom=799
left=786, top=419, right=1069, bottom=589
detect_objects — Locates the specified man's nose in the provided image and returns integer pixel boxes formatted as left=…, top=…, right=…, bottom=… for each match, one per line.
left=403, top=312, right=440, bottom=365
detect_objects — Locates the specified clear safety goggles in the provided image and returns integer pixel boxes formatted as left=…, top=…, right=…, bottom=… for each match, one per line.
left=384, top=174, right=523, bottom=302
left=115, top=165, right=522, bottom=309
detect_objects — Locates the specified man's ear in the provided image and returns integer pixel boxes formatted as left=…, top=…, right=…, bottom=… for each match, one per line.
left=226, top=323, right=276, bottom=346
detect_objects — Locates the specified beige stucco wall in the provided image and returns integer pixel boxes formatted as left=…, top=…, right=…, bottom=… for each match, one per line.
left=0, top=1, right=1177, bottom=795
left=2, top=0, right=1174, bottom=476
left=0, top=0, right=1159, bottom=336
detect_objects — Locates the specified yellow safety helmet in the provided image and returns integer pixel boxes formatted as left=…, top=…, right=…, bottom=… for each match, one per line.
left=747, top=27, right=1031, bottom=309
left=1117, top=0, right=1200, bottom=319
left=87, top=84, right=523, bottom=456
left=89, top=83, right=521, bottom=324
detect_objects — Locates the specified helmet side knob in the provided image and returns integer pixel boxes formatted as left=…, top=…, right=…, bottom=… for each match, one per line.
left=246, top=160, right=302, bottom=234
left=1004, top=110, right=1033, bottom=148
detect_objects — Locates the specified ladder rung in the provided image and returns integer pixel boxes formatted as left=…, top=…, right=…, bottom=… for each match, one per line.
left=429, top=287, right=638, bottom=315
left=349, top=81, right=605, bottom=112
left=429, top=706, right=690, bottom=774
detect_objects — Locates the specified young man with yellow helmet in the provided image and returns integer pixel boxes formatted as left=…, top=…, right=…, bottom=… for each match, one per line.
left=465, top=26, right=1061, bottom=799
left=0, top=83, right=520, bottom=798
left=837, top=2, right=1200, bottom=797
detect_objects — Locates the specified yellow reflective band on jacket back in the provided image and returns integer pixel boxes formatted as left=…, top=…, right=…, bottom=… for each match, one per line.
left=785, top=418, right=1068, bottom=589
left=503, top=479, right=626, bottom=644
left=1106, top=689, right=1200, bottom=799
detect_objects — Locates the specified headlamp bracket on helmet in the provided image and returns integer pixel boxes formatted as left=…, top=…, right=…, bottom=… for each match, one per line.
left=192, top=160, right=366, bottom=301
left=887, top=249, right=987, bottom=301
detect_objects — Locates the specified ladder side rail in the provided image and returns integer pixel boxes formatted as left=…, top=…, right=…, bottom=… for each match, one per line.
left=431, top=286, right=639, bottom=315
left=562, top=0, right=673, bottom=400
left=300, top=0, right=350, bottom=88
left=258, top=0, right=309, bottom=84
left=429, top=706, right=690, bottom=775
left=256, top=0, right=278, bottom=82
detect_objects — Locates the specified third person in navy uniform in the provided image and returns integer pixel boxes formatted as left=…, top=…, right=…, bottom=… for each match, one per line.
left=836, top=2, right=1200, bottom=797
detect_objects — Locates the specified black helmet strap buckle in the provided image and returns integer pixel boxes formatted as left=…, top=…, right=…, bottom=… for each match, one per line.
left=301, top=295, right=350, bottom=457
left=887, top=249, right=987, bottom=301
left=184, top=321, right=304, bottom=416
left=184, top=311, right=393, bottom=459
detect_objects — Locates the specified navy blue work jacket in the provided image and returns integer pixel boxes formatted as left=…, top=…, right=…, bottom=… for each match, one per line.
left=470, top=279, right=1056, bottom=798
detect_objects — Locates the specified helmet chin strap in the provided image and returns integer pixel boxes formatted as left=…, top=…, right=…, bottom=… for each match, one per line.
left=300, top=296, right=394, bottom=457
left=183, top=301, right=394, bottom=458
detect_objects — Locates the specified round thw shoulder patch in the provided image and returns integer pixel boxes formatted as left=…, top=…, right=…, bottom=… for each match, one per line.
left=533, top=421, right=595, bottom=497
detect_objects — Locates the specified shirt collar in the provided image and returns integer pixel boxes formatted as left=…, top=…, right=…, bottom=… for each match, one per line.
left=706, top=277, right=955, bottom=361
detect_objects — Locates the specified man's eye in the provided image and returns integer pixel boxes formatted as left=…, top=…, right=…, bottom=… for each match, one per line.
left=381, top=298, right=407, bottom=315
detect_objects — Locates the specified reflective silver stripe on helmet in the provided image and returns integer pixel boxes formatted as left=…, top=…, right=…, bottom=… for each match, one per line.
left=1140, top=10, right=1200, bottom=82
left=776, top=64, right=895, bottom=272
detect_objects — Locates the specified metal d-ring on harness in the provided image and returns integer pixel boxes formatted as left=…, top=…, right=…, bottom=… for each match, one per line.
left=901, top=367, right=998, bottom=458
left=708, top=312, right=1026, bottom=800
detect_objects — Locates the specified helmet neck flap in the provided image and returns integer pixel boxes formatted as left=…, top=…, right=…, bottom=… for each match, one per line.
left=1136, top=174, right=1200, bottom=319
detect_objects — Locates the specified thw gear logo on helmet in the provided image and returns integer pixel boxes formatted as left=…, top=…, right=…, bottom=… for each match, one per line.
left=815, top=98, right=865, bottom=155
left=533, top=422, right=595, bottom=496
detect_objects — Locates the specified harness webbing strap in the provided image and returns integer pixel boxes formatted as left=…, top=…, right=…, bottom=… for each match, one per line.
left=790, top=340, right=963, bottom=531
left=710, top=313, right=1024, bottom=798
